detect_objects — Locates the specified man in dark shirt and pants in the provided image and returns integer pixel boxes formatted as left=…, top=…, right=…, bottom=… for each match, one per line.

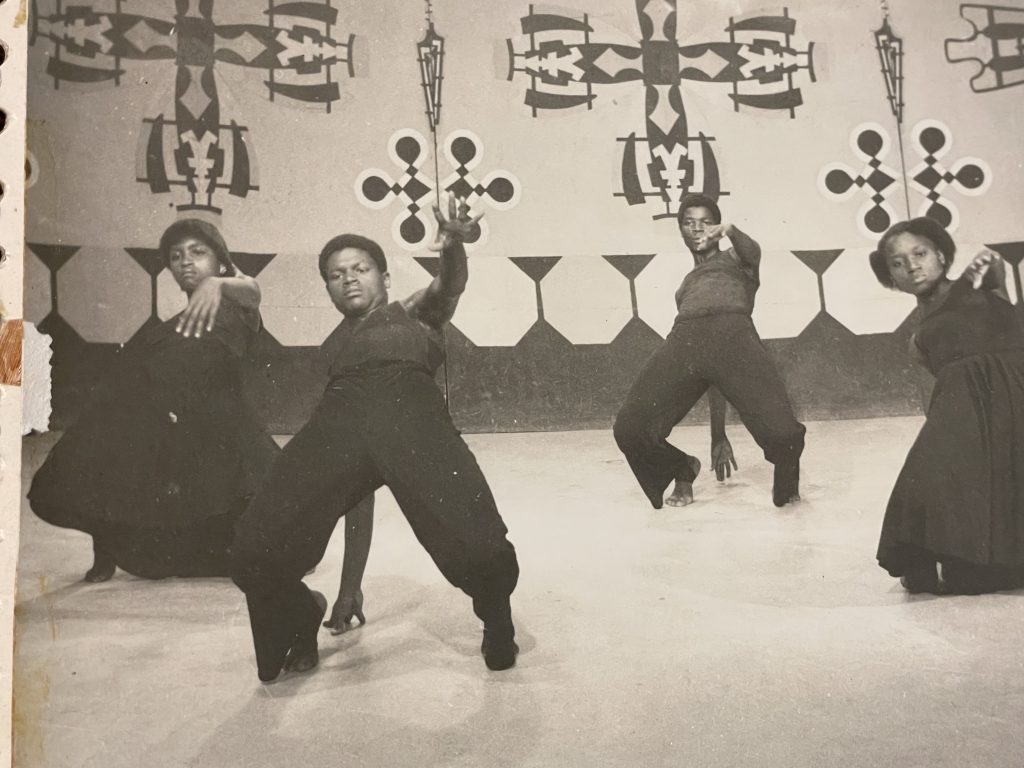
left=614, top=193, right=805, bottom=509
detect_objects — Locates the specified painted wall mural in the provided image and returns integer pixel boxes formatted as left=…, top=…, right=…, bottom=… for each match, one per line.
left=25, top=235, right=1024, bottom=432
left=24, top=1, right=1024, bottom=433
left=819, top=119, right=992, bottom=237
left=505, top=1, right=816, bottom=219
left=945, top=3, right=1024, bottom=93
left=355, top=128, right=521, bottom=251
left=907, top=119, right=991, bottom=230
left=32, top=0, right=359, bottom=212
left=818, top=122, right=904, bottom=239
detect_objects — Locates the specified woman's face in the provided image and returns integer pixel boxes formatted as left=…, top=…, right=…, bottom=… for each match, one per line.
left=885, top=232, right=947, bottom=296
left=167, top=236, right=221, bottom=293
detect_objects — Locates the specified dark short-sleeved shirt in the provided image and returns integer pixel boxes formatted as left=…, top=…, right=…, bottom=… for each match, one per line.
left=322, top=301, right=445, bottom=377
left=673, top=247, right=759, bottom=321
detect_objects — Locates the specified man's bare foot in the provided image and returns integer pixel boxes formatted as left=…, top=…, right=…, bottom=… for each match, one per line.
left=665, top=457, right=701, bottom=506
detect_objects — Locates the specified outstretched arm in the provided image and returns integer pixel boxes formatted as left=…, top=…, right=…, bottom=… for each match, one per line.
left=324, top=495, right=375, bottom=634
left=404, top=195, right=482, bottom=330
left=964, top=248, right=1009, bottom=301
left=703, top=222, right=761, bottom=278
left=708, top=388, right=738, bottom=481
left=176, top=275, right=261, bottom=337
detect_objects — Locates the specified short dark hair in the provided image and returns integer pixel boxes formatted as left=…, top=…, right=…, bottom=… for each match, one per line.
left=676, top=193, right=722, bottom=227
left=318, top=234, right=388, bottom=281
left=159, top=219, right=236, bottom=276
left=869, top=217, right=956, bottom=289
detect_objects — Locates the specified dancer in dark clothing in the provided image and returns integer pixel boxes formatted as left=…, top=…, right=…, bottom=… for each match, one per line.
left=231, top=197, right=519, bottom=683
left=614, top=193, right=805, bottom=509
left=871, top=217, right=1024, bottom=595
left=28, top=220, right=278, bottom=581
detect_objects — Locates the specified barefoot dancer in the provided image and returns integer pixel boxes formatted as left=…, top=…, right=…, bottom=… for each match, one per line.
left=871, top=218, right=1024, bottom=594
left=231, top=197, right=519, bottom=682
left=614, top=193, right=805, bottom=508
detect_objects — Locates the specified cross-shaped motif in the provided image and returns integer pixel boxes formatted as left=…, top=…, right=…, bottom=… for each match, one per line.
left=818, top=123, right=902, bottom=239
left=908, top=119, right=990, bottom=233
left=820, top=119, right=992, bottom=238
left=506, top=1, right=816, bottom=220
left=355, top=129, right=521, bottom=251
left=32, top=0, right=358, bottom=212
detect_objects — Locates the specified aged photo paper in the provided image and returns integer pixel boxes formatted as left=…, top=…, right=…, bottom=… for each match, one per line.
left=10, top=0, right=1024, bottom=766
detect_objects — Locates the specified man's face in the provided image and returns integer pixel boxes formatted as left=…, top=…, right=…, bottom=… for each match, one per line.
left=324, top=248, right=390, bottom=317
left=678, top=206, right=719, bottom=254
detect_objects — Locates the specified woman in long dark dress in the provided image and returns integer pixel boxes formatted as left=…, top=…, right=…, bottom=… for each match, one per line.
left=28, top=220, right=341, bottom=587
left=871, top=217, right=1024, bottom=594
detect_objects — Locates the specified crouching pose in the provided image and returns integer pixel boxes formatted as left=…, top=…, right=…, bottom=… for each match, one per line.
left=872, top=218, right=1024, bottom=595
left=614, top=194, right=805, bottom=509
left=28, top=219, right=279, bottom=582
left=231, top=197, right=520, bottom=682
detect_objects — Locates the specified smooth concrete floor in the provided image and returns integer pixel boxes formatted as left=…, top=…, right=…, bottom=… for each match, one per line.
left=13, top=418, right=1024, bottom=768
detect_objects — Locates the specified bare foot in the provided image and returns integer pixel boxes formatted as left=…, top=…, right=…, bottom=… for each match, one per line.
left=665, top=457, right=702, bottom=507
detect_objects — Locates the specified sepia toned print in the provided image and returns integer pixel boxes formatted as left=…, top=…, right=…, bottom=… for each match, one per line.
left=10, top=1, right=1024, bottom=766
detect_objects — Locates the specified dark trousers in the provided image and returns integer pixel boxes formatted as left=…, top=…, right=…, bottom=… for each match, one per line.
left=231, top=364, right=519, bottom=678
left=614, top=314, right=805, bottom=508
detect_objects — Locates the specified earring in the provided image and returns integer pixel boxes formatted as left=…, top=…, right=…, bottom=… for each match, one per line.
left=219, top=266, right=227, bottom=275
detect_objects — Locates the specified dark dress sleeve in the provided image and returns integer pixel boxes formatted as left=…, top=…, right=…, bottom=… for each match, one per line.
left=139, top=298, right=259, bottom=420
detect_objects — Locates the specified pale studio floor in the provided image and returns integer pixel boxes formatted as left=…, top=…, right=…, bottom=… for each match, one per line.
left=12, top=418, right=1024, bottom=768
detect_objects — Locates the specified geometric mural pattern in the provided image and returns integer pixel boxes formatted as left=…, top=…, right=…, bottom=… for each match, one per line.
left=907, top=118, right=991, bottom=233
left=32, top=0, right=359, bottom=212
left=945, top=3, right=1024, bottom=94
left=821, top=119, right=993, bottom=238
left=30, top=240, right=1024, bottom=349
left=27, top=240, right=1024, bottom=433
left=27, top=242, right=275, bottom=344
left=355, top=129, right=521, bottom=252
left=818, top=122, right=903, bottom=239
left=506, top=1, right=816, bottom=220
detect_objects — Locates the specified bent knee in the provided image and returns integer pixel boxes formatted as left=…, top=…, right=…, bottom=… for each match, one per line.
left=229, top=545, right=277, bottom=592
left=614, top=407, right=661, bottom=450
left=613, top=409, right=640, bottom=447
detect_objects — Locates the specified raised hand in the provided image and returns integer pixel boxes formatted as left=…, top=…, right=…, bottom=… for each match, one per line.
left=176, top=278, right=223, bottom=337
left=429, top=194, right=483, bottom=252
left=964, top=248, right=1003, bottom=290
left=711, top=436, right=738, bottom=482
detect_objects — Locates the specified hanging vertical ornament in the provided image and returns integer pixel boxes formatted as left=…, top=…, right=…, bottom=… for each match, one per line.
left=416, top=0, right=452, bottom=405
left=874, top=0, right=910, bottom=216
left=874, top=1, right=905, bottom=124
left=417, top=1, right=446, bottom=204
